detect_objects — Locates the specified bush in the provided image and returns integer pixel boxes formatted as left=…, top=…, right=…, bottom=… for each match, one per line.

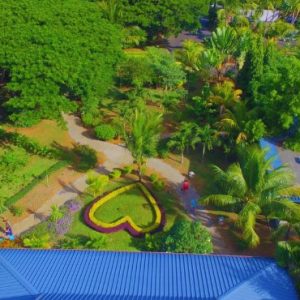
left=82, top=112, right=101, bottom=127
left=0, top=129, right=58, bottom=159
left=73, top=144, right=98, bottom=172
left=85, top=236, right=107, bottom=249
left=142, top=220, right=213, bottom=254
left=0, top=147, right=29, bottom=171
left=149, top=173, right=159, bottom=183
left=22, top=234, right=51, bottom=249
left=153, top=179, right=165, bottom=191
left=94, top=124, right=116, bottom=141
left=110, top=169, right=122, bottom=179
left=9, top=205, right=24, bottom=217
left=123, top=165, right=133, bottom=175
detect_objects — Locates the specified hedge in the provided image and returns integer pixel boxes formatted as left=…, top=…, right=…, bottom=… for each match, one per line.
left=0, top=128, right=58, bottom=159
left=84, top=182, right=165, bottom=237
left=1, top=160, right=68, bottom=212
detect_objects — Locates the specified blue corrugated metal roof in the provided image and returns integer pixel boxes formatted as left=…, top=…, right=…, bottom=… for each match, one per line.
left=0, top=249, right=297, bottom=300
left=0, top=255, right=38, bottom=300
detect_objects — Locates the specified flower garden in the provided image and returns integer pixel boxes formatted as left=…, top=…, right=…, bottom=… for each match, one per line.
left=84, top=182, right=165, bottom=237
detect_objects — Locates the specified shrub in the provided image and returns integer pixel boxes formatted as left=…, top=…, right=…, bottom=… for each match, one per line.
left=86, top=171, right=109, bottom=197
left=22, top=234, right=51, bottom=249
left=82, top=112, right=101, bottom=127
left=54, top=213, right=72, bottom=236
left=0, top=147, right=28, bottom=171
left=94, top=124, right=116, bottom=141
left=149, top=173, right=159, bottom=183
left=84, top=236, right=107, bottom=249
left=49, top=205, right=64, bottom=222
left=153, top=179, right=165, bottom=191
left=110, top=169, right=122, bottom=179
left=9, top=205, right=24, bottom=217
left=73, top=144, right=98, bottom=172
left=142, top=220, right=213, bottom=254
left=64, top=199, right=82, bottom=213
left=0, top=129, right=58, bottom=159
left=123, top=165, right=133, bottom=175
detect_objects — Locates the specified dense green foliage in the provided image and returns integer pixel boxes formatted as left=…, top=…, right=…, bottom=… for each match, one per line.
left=94, top=124, right=117, bottom=141
left=119, top=0, right=210, bottom=39
left=0, top=0, right=122, bottom=126
left=144, top=220, right=213, bottom=254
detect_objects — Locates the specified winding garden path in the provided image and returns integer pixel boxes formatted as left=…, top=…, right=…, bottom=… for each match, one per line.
left=12, top=114, right=228, bottom=253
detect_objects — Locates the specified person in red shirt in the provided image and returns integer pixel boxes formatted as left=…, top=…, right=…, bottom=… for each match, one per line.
left=181, top=179, right=190, bottom=191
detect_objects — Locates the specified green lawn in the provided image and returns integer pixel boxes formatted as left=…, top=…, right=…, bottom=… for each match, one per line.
left=68, top=177, right=188, bottom=251
left=0, top=146, right=57, bottom=200
left=94, top=186, right=155, bottom=228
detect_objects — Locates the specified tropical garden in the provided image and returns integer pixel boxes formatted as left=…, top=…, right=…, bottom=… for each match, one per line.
left=0, top=0, right=300, bottom=290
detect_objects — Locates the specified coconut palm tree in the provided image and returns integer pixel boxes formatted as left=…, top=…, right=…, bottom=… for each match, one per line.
left=175, top=40, right=204, bottom=73
left=168, top=122, right=202, bottom=164
left=216, top=101, right=249, bottom=144
left=199, top=125, right=218, bottom=160
left=202, top=146, right=300, bottom=247
left=209, top=80, right=242, bottom=115
left=209, top=26, right=237, bottom=56
left=98, top=0, right=122, bottom=23
left=124, top=108, right=162, bottom=181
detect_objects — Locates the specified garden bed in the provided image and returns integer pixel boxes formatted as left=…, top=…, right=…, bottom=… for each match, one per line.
left=84, top=182, right=165, bottom=237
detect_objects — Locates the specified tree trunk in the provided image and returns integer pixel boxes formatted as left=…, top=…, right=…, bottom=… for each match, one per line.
left=181, top=151, right=184, bottom=165
left=137, top=162, right=142, bottom=182
left=202, top=144, right=206, bottom=161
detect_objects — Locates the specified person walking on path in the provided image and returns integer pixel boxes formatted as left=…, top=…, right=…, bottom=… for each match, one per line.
left=181, top=179, right=190, bottom=191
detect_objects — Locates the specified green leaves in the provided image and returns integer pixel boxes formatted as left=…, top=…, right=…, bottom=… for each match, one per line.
left=0, top=0, right=122, bottom=125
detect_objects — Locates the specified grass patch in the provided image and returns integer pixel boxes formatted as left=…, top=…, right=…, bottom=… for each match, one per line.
left=94, top=186, right=155, bottom=228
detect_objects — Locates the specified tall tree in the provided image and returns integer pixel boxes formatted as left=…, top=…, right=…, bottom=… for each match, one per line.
left=202, top=146, right=300, bottom=247
left=124, top=108, right=162, bottom=181
left=120, top=0, right=210, bottom=40
left=0, top=0, right=122, bottom=126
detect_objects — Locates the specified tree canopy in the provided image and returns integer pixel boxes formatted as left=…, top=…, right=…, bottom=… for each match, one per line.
left=0, top=0, right=123, bottom=126
left=120, top=0, right=210, bottom=39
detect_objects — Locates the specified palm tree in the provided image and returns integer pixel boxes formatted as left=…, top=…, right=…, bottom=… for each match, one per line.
left=86, top=171, right=109, bottom=197
left=216, top=102, right=249, bottom=144
left=98, top=0, right=122, bottom=23
left=209, top=27, right=237, bottom=56
left=124, top=108, right=162, bottom=181
left=49, top=205, right=63, bottom=222
left=202, top=146, right=300, bottom=247
left=209, top=80, right=242, bottom=115
left=199, top=125, right=217, bottom=160
left=281, top=0, right=300, bottom=24
left=175, top=40, right=204, bottom=73
left=168, top=122, right=202, bottom=164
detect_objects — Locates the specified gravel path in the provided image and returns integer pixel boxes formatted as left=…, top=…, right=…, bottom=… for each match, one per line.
left=12, top=114, right=227, bottom=253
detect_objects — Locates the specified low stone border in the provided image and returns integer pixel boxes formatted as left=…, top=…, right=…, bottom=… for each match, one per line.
left=84, top=182, right=165, bottom=237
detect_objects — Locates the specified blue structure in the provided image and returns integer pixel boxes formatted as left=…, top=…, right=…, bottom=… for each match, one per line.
left=0, top=249, right=298, bottom=300
left=259, top=138, right=283, bottom=170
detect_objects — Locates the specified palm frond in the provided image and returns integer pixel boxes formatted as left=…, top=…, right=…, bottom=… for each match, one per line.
left=201, top=194, right=237, bottom=206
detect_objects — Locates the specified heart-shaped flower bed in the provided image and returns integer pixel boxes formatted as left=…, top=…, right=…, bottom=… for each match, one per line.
left=84, top=182, right=165, bottom=237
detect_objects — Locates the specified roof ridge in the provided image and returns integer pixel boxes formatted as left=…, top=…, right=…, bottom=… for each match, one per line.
left=0, top=253, right=39, bottom=296
left=218, top=262, right=276, bottom=299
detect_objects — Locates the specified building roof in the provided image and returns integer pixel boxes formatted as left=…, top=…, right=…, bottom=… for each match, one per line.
left=0, top=249, right=297, bottom=300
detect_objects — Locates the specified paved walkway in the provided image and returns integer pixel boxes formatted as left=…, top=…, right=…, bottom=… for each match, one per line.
left=12, top=114, right=227, bottom=253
